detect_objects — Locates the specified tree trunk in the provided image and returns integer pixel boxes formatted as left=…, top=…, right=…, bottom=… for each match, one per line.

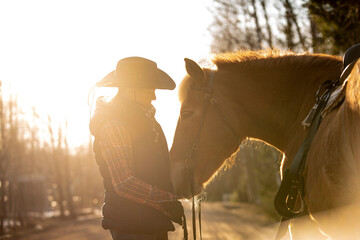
left=0, top=82, right=4, bottom=238
left=0, top=179, right=6, bottom=238
left=260, top=0, right=273, bottom=48
left=310, top=16, right=319, bottom=53
left=63, top=123, right=75, bottom=218
left=48, top=118, right=66, bottom=217
left=63, top=156, right=75, bottom=218
left=283, top=1, right=295, bottom=49
left=250, top=0, right=262, bottom=49
left=284, top=0, right=307, bottom=51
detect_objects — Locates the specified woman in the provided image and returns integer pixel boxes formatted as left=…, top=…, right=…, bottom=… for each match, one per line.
left=89, top=57, right=184, bottom=240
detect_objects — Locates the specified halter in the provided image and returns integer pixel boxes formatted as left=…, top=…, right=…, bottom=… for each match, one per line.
left=185, top=71, right=240, bottom=169
left=183, top=70, right=240, bottom=240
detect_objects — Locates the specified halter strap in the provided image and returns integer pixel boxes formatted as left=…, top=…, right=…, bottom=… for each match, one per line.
left=188, top=71, right=215, bottom=156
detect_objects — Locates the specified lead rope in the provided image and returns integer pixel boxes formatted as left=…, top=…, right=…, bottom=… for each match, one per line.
left=189, top=169, right=203, bottom=240
left=190, top=175, right=197, bottom=240
left=192, top=196, right=196, bottom=240
left=182, top=213, right=188, bottom=240
left=191, top=195, right=203, bottom=240
left=199, top=200, right=202, bottom=240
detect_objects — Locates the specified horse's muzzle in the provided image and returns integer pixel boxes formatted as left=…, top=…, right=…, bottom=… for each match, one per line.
left=170, top=162, right=202, bottom=199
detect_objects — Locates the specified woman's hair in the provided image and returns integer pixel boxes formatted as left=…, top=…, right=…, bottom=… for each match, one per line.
left=88, top=86, right=120, bottom=120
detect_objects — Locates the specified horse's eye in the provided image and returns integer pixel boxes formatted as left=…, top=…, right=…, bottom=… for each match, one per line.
left=181, top=110, right=193, bottom=119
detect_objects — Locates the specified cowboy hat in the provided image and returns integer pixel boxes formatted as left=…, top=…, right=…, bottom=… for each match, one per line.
left=96, top=57, right=176, bottom=90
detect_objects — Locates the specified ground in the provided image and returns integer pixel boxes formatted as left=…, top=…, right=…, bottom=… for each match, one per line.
left=13, top=202, right=286, bottom=240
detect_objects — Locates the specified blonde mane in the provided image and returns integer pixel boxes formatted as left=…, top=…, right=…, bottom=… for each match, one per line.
left=213, top=49, right=342, bottom=70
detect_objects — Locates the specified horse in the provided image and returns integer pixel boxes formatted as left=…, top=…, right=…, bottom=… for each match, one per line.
left=170, top=49, right=360, bottom=239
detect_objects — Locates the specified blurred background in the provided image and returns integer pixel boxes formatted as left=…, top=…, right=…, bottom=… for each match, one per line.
left=0, top=0, right=359, bottom=239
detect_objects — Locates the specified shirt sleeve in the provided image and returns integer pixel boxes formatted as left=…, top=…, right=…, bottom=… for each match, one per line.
left=98, top=120, right=178, bottom=208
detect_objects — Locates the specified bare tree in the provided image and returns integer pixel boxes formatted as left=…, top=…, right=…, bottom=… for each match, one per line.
left=306, top=0, right=360, bottom=54
left=209, top=0, right=245, bottom=53
left=282, top=0, right=308, bottom=50
left=250, top=0, right=263, bottom=49
left=0, top=81, right=7, bottom=238
left=47, top=116, right=66, bottom=217
left=0, top=81, right=106, bottom=237
left=62, top=121, right=75, bottom=218
left=260, top=0, right=273, bottom=47
left=281, top=0, right=295, bottom=49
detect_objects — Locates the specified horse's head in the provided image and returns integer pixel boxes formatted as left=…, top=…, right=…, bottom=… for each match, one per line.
left=170, top=58, right=241, bottom=198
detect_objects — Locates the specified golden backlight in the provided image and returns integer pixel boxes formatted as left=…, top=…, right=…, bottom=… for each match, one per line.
left=0, top=0, right=212, bottom=148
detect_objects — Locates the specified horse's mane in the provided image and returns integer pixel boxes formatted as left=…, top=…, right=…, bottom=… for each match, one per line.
left=213, top=49, right=342, bottom=71
left=179, top=49, right=343, bottom=102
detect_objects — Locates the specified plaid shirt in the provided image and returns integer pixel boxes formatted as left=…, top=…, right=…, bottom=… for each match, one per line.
left=98, top=118, right=178, bottom=213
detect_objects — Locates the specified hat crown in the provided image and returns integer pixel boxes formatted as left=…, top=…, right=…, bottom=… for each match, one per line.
left=115, top=57, right=157, bottom=82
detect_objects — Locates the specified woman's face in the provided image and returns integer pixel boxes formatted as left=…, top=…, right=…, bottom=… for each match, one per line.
left=129, top=88, right=156, bottom=107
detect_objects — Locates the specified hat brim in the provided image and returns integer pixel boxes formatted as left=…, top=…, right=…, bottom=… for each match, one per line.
left=96, top=69, right=176, bottom=90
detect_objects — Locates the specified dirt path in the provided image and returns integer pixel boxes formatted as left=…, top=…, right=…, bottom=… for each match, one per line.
left=169, top=202, right=280, bottom=240
left=18, top=202, right=285, bottom=240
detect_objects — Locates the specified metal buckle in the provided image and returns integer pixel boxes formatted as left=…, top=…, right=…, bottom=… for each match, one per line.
left=274, top=169, right=305, bottom=218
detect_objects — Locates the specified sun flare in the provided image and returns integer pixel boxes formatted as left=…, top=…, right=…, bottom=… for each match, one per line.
left=0, top=0, right=212, bottom=148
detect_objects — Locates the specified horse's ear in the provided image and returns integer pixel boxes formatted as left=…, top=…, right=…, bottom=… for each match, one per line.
left=184, top=58, right=204, bottom=83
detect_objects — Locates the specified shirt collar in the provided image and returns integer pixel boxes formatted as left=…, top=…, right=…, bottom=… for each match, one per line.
left=141, top=104, right=156, bottom=119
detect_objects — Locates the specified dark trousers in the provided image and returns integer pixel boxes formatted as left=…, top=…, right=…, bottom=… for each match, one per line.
left=110, top=230, right=168, bottom=240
